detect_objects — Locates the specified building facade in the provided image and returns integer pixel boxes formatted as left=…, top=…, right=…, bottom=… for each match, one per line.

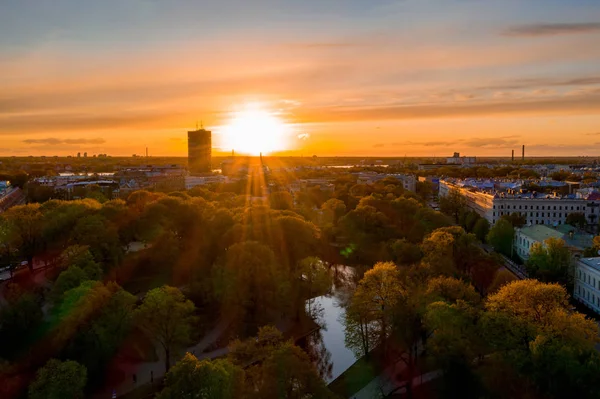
left=440, top=179, right=600, bottom=229
left=574, top=257, right=600, bottom=314
left=188, top=128, right=212, bottom=175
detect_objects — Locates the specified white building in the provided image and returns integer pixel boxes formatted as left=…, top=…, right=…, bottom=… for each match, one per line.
left=185, top=175, right=228, bottom=189
left=440, top=179, right=600, bottom=229
left=574, top=257, right=600, bottom=314
left=514, top=225, right=564, bottom=260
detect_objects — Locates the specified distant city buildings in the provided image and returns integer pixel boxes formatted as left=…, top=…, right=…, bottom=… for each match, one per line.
left=446, top=152, right=476, bottom=165
left=188, top=128, right=212, bottom=175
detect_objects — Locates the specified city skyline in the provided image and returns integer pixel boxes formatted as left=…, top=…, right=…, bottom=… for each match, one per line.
left=2, top=0, right=600, bottom=156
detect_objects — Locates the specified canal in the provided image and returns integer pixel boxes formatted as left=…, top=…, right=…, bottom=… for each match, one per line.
left=304, top=265, right=358, bottom=384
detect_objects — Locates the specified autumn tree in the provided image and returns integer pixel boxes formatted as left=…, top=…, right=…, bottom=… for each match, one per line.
left=28, top=359, right=87, bottom=399
left=135, top=286, right=196, bottom=371
left=481, top=280, right=600, bottom=398
left=349, top=262, right=404, bottom=354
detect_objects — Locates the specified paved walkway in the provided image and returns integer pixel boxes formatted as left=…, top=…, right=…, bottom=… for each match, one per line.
left=351, top=368, right=442, bottom=399
left=93, top=316, right=233, bottom=398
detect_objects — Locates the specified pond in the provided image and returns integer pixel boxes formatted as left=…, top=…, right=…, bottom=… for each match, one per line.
left=304, top=266, right=358, bottom=384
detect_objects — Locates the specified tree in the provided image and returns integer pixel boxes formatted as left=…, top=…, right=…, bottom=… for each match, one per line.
left=213, top=241, right=283, bottom=329
left=472, top=218, right=490, bottom=243
left=62, top=284, right=136, bottom=388
left=481, top=280, right=599, bottom=398
left=350, top=262, right=404, bottom=353
left=3, top=204, right=43, bottom=271
left=299, top=257, right=332, bottom=315
left=0, top=286, right=43, bottom=359
left=228, top=327, right=335, bottom=399
left=566, top=212, right=587, bottom=229
left=28, top=359, right=87, bottom=399
left=257, top=343, right=336, bottom=399
left=500, top=213, right=526, bottom=228
left=439, top=188, right=466, bottom=223
left=486, top=219, right=514, bottom=257
left=526, top=237, right=572, bottom=288
left=269, top=191, right=294, bottom=210
left=156, top=354, right=244, bottom=399
left=389, top=239, right=422, bottom=265
left=487, top=269, right=517, bottom=294
left=135, top=286, right=196, bottom=371
left=416, top=180, right=433, bottom=201
left=321, top=198, right=346, bottom=225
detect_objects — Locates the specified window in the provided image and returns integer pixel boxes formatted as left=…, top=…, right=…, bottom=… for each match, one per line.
left=554, top=206, right=556, bottom=210
left=553, top=213, right=556, bottom=217
left=493, top=212, right=496, bottom=217
left=525, top=205, right=528, bottom=210
left=519, top=205, right=522, bottom=209
left=536, top=205, right=539, bottom=210
left=577, top=206, right=580, bottom=210
left=571, top=206, right=574, bottom=210
left=559, top=206, right=562, bottom=210
left=542, top=206, right=545, bottom=210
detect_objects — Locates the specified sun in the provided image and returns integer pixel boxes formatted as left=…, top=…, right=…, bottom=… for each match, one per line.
left=219, top=104, right=291, bottom=155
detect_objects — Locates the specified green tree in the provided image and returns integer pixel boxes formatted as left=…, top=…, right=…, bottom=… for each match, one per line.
left=566, top=212, right=587, bottom=229
left=486, top=219, right=514, bottom=257
left=472, top=218, right=490, bottom=243
left=0, top=287, right=43, bottom=359
left=3, top=204, right=43, bottom=271
left=500, top=213, right=526, bottom=228
left=28, top=359, right=87, bottom=399
left=439, top=188, right=466, bottom=223
left=526, top=237, right=572, bottom=288
left=213, top=241, right=283, bottom=329
left=157, top=353, right=244, bottom=399
left=135, top=286, right=196, bottom=371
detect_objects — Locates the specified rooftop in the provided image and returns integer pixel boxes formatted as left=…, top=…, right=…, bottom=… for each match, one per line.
left=518, top=225, right=564, bottom=242
left=579, top=258, right=600, bottom=273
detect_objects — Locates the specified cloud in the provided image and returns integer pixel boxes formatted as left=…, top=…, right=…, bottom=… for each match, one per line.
left=372, top=143, right=385, bottom=148
left=286, top=41, right=359, bottom=49
left=462, top=137, right=520, bottom=148
left=503, top=22, right=600, bottom=37
left=23, top=137, right=106, bottom=145
left=297, top=133, right=310, bottom=140
left=584, top=132, right=600, bottom=136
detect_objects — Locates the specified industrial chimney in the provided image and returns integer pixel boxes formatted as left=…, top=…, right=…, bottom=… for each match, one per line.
left=522, top=145, right=525, bottom=161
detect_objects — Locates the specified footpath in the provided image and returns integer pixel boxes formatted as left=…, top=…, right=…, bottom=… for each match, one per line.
left=93, top=316, right=233, bottom=398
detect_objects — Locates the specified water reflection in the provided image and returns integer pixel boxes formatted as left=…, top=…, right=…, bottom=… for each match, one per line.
left=304, top=266, right=358, bottom=384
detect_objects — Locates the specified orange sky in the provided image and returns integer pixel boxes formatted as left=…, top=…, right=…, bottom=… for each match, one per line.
left=1, top=1, right=600, bottom=157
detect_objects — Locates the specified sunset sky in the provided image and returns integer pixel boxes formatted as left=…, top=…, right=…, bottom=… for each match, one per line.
left=1, top=0, right=600, bottom=157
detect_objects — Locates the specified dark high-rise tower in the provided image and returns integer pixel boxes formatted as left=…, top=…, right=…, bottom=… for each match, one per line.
left=188, top=127, right=212, bottom=175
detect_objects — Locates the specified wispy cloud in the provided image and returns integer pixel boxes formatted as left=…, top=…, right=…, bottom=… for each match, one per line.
left=297, top=133, right=310, bottom=140
left=503, top=22, right=600, bottom=37
left=23, top=137, right=106, bottom=145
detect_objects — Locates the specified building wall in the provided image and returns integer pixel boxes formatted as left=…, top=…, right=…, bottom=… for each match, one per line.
left=188, top=129, right=212, bottom=175
left=574, top=259, right=600, bottom=314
